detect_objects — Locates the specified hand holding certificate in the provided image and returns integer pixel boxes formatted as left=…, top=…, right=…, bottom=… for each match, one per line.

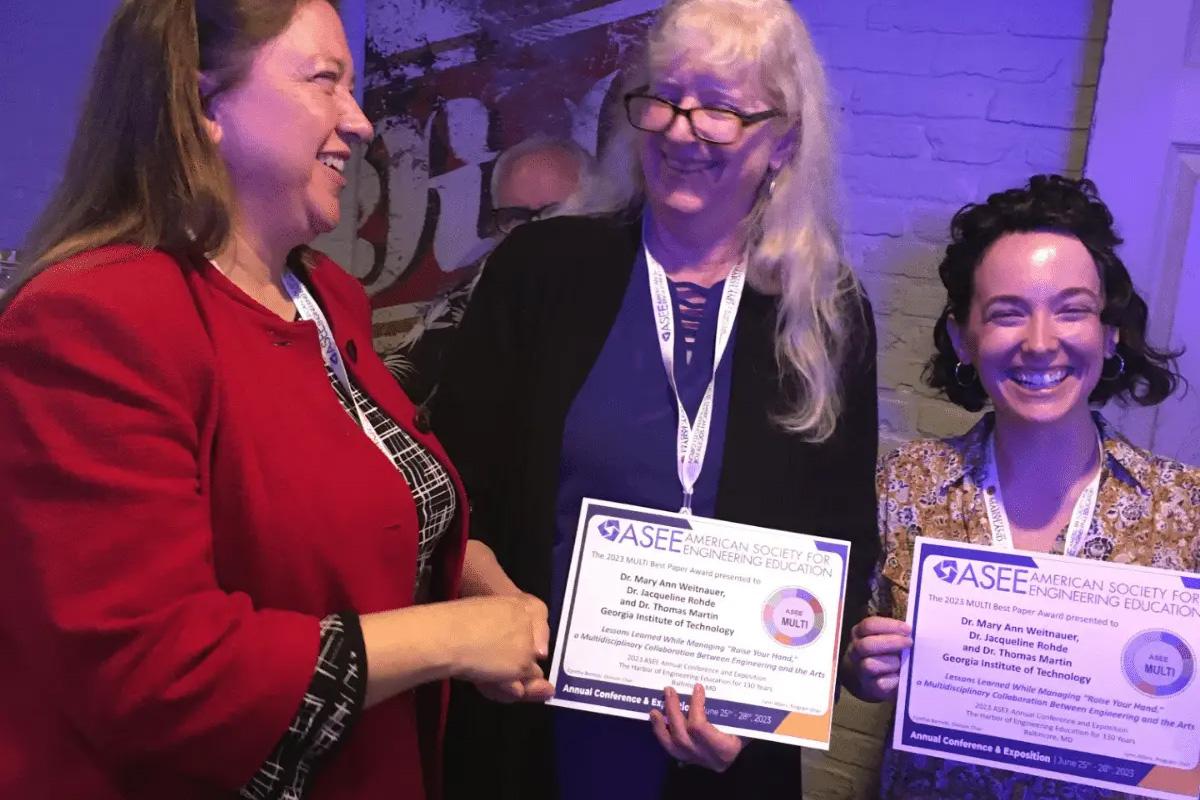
left=547, top=499, right=851, bottom=749
left=896, top=537, right=1200, bottom=800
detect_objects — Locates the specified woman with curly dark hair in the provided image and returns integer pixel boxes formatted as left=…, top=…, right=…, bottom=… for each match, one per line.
left=843, top=175, right=1200, bottom=799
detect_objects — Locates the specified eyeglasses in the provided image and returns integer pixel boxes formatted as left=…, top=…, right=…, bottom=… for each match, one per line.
left=623, top=90, right=782, bottom=145
left=490, top=203, right=559, bottom=235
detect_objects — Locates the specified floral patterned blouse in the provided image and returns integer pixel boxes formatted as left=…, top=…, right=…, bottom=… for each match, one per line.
left=870, top=411, right=1200, bottom=800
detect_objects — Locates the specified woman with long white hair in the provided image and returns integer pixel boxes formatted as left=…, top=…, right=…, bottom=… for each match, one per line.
left=434, top=0, right=880, bottom=797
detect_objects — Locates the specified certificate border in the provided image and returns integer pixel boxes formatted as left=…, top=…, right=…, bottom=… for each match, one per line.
left=547, top=498, right=851, bottom=749
left=894, top=538, right=1200, bottom=800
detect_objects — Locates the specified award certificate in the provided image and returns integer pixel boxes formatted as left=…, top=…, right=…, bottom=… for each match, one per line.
left=547, top=498, right=850, bottom=748
left=896, top=537, right=1200, bottom=799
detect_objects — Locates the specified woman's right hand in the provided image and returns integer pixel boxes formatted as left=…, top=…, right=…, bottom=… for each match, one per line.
left=844, top=615, right=913, bottom=702
left=446, top=594, right=549, bottom=685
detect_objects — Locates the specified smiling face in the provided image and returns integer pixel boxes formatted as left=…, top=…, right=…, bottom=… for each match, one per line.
left=637, top=46, right=793, bottom=234
left=949, top=231, right=1119, bottom=429
left=207, top=0, right=372, bottom=252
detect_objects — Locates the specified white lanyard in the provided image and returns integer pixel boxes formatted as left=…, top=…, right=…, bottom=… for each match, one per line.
left=981, top=431, right=1102, bottom=557
left=644, top=245, right=745, bottom=514
left=281, top=270, right=391, bottom=459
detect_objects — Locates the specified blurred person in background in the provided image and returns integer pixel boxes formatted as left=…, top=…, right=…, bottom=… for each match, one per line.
left=387, top=134, right=614, bottom=404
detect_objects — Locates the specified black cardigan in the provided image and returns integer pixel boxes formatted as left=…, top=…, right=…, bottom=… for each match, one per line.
left=432, top=214, right=880, bottom=800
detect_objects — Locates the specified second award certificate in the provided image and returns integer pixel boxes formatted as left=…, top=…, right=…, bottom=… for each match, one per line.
left=896, top=537, right=1200, bottom=800
left=546, top=498, right=850, bottom=748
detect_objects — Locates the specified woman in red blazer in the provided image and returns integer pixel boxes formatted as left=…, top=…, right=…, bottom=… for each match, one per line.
left=0, top=1, right=550, bottom=798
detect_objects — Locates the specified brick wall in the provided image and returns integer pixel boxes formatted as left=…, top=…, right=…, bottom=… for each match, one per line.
left=799, top=0, right=1110, bottom=454
left=792, top=1, right=1111, bottom=796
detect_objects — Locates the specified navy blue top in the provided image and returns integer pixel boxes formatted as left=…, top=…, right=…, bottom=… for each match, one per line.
left=551, top=250, right=737, bottom=799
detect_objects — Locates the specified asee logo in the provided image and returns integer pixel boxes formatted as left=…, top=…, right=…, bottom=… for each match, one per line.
left=933, top=559, right=959, bottom=583
left=599, top=519, right=622, bottom=541
left=931, top=558, right=1031, bottom=595
left=594, top=518, right=685, bottom=553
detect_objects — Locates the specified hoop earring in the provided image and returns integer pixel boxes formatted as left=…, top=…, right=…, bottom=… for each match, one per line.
left=1101, top=353, right=1126, bottom=381
left=954, top=361, right=976, bottom=388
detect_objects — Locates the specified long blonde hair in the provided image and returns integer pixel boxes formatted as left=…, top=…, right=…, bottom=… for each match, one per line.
left=5, top=0, right=323, bottom=308
left=602, top=0, right=861, bottom=441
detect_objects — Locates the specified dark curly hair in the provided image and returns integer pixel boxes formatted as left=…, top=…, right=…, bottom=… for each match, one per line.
left=925, top=174, right=1182, bottom=411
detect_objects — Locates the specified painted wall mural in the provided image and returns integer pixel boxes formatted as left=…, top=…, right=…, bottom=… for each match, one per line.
left=351, top=0, right=660, bottom=395
left=0, top=251, right=19, bottom=295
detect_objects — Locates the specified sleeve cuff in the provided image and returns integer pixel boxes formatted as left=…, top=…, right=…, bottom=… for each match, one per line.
left=240, top=613, right=367, bottom=800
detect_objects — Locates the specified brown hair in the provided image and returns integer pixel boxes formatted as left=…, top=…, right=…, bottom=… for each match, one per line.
left=8, top=0, right=327, bottom=304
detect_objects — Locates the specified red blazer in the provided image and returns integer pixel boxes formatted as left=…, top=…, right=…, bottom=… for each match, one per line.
left=0, top=246, right=468, bottom=799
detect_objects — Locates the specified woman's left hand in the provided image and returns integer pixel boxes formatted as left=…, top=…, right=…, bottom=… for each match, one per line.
left=649, top=684, right=745, bottom=772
